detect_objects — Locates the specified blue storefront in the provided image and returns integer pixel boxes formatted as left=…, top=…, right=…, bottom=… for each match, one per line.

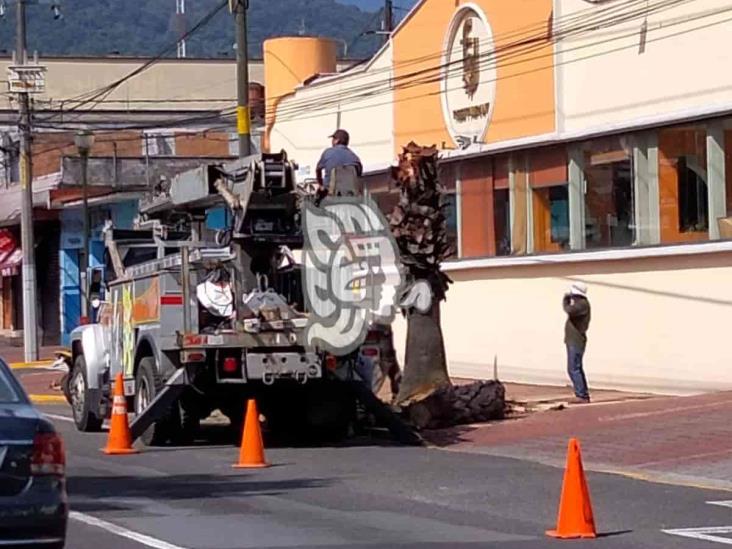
left=58, top=200, right=228, bottom=345
left=59, top=200, right=138, bottom=345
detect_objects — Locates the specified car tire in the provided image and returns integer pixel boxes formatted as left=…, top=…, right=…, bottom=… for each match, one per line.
left=134, top=357, right=180, bottom=446
left=69, top=356, right=103, bottom=432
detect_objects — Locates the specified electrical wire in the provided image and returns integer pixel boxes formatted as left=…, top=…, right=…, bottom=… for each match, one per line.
left=271, top=0, right=665, bottom=113
left=267, top=0, right=702, bottom=122
left=268, top=0, right=695, bottom=121
left=270, top=2, right=732, bottom=126
left=35, top=0, right=229, bottom=124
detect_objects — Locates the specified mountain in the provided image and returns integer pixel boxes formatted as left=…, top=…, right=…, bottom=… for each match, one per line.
left=337, top=0, right=419, bottom=12
left=0, top=0, right=387, bottom=59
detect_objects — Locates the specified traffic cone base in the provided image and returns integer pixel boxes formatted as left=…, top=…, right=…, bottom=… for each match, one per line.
left=101, top=373, right=139, bottom=455
left=104, top=447, right=139, bottom=455
left=232, top=399, right=270, bottom=469
left=546, top=529, right=596, bottom=539
left=546, top=438, right=597, bottom=539
left=232, top=462, right=269, bottom=469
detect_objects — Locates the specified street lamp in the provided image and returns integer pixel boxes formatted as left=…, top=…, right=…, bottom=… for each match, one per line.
left=74, top=129, right=94, bottom=322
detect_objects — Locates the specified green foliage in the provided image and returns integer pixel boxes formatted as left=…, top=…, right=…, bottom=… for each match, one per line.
left=0, top=0, right=384, bottom=59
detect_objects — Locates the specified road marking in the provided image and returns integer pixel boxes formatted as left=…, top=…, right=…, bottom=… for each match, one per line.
left=30, top=394, right=67, bottom=404
left=10, top=359, right=55, bottom=369
left=663, top=526, right=732, bottom=545
left=710, top=501, right=732, bottom=509
left=70, top=511, right=189, bottom=549
left=43, top=413, right=75, bottom=423
left=664, top=501, right=732, bottom=544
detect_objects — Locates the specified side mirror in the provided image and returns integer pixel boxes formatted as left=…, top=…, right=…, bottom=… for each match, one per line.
left=88, top=267, right=105, bottom=302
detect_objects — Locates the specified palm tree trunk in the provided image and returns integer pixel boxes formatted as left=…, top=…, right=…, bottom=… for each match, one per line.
left=396, top=300, right=450, bottom=406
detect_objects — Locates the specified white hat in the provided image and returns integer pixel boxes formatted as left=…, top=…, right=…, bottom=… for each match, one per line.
left=569, top=282, right=588, bottom=297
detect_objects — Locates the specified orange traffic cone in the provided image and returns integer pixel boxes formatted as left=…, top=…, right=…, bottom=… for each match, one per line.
left=546, top=438, right=597, bottom=539
left=232, top=399, right=270, bottom=469
left=102, top=373, right=139, bottom=455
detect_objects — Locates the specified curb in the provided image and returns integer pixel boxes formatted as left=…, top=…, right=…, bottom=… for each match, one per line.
left=30, top=394, right=67, bottom=404
left=10, top=360, right=55, bottom=370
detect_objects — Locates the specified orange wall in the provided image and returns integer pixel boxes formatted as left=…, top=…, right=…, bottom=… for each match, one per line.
left=460, top=158, right=495, bottom=258
left=392, top=0, right=555, bottom=153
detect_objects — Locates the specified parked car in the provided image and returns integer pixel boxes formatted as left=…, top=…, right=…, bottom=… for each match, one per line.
left=0, top=359, right=67, bottom=548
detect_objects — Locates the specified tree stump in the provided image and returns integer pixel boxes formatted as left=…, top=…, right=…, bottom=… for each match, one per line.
left=404, top=380, right=506, bottom=430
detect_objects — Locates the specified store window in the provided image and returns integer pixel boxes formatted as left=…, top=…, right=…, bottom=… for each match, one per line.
left=530, top=147, right=570, bottom=253
left=659, top=127, right=708, bottom=243
left=583, top=137, right=635, bottom=249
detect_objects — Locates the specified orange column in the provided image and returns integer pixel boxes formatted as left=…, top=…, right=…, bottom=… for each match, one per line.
left=460, top=158, right=495, bottom=258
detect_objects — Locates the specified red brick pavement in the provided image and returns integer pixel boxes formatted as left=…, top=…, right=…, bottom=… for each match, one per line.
left=2, top=344, right=66, bottom=399
left=1, top=344, right=63, bottom=364
left=425, top=391, right=732, bottom=489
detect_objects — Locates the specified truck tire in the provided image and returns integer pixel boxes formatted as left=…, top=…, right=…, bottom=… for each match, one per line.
left=134, top=357, right=180, bottom=446
left=69, top=356, right=103, bottom=432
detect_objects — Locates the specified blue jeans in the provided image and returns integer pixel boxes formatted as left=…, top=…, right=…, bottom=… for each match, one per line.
left=567, top=345, right=589, bottom=399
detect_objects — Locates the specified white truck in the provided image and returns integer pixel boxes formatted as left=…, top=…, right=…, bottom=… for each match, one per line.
left=65, top=152, right=373, bottom=445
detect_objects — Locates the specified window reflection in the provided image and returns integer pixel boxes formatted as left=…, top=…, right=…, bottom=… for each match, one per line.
left=659, top=127, right=708, bottom=243
left=583, top=137, right=635, bottom=249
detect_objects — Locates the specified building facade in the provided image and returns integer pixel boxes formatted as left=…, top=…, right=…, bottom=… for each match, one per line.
left=267, top=0, right=732, bottom=394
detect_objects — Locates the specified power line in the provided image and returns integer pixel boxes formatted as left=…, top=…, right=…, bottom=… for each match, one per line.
left=270, top=2, right=732, bottom=127
left=36, top=0, right=229, bottom=124
left=269, top=0, right=693, bottom=121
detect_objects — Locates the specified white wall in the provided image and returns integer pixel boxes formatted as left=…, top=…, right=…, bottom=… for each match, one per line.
left=557, top=0, right=732, bottom=134
left=391, top=250, right=732, bottom=395
left=269, top=45, right=395, bottom=178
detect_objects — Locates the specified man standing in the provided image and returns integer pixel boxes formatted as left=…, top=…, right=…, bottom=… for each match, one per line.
left=563, top=282, right=591, bottom=403
left=316, top=129, right=363, bottom=197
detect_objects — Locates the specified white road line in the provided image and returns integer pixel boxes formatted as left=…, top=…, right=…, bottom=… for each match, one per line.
left=70, top=511, right=189, bottom=549
left=709, top=501, right=732, bottom=509
left=663, top=501, right=732, bottom=544
left=663, top=527, right=732, bottom=545
left=43, top=413, right=75, bottom=423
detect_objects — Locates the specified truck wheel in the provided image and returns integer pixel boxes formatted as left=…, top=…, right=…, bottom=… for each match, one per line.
left=134, top=357, right=180, bottom=446
left=69, top=356, right=103, bottom=432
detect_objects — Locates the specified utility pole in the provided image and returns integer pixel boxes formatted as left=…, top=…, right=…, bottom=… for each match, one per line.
left=383, top=0, right=393, bottom=44
left=175, top=0, right=186, bottom=58
left=74, top=130, right=94, bottom=323
left=16, top=0, right=38, bottom=361
left=233, top=0, right=251, bottom=158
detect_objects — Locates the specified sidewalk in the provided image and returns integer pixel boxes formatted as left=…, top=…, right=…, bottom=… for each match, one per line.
left=1, top=344, right=64, bottom=366
left=501, top=381, right=657, bottom=412
left=425, top=388, right=732, bottom=491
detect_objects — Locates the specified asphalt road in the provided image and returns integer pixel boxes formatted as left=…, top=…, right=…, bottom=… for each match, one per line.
left=37, top=403, right=732, bottom=549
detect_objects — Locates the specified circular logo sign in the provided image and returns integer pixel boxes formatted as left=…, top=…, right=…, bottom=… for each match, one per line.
left=441, top=6, right=496, bottom=149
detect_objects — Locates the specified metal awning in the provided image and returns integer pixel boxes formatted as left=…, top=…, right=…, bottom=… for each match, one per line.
left=0, top=229, right=21, bottom=277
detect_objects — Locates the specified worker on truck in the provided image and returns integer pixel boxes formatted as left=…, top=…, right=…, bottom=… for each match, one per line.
left=316, top=129, right=363, bottom=199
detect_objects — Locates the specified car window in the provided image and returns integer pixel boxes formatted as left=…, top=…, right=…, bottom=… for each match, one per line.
left=0, top=365, right=21, bottom=403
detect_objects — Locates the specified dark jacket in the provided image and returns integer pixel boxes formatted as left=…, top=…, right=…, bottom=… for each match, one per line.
left=563, top=294, right=591, bottom=350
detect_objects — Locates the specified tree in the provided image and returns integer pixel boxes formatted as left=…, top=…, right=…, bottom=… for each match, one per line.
left=389, top=142, right=453, bottom=409
left=388, top=142, right=506, bottom=430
